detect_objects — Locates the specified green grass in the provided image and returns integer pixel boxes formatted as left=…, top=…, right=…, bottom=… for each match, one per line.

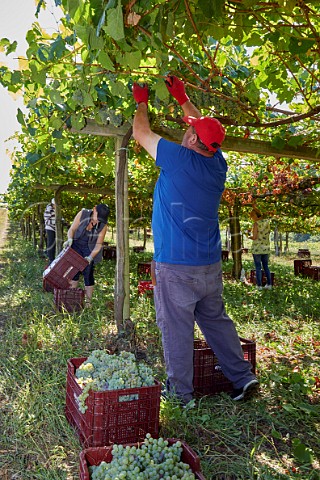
left=0, top=222, right=319, bottom=479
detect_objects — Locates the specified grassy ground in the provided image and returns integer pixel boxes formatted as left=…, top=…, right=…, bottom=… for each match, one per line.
left=0, top=213, right=319, bottom=479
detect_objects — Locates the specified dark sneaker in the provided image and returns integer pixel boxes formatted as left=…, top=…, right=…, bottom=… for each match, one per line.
left=230, top=379, right=259, bottom=401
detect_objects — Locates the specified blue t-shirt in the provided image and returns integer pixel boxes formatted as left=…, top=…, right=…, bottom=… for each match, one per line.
left=152, top=138, right=227, bottom=265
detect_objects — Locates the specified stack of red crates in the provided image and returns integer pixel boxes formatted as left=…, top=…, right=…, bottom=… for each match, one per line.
left=43, top=247, right=88, bottom=311
left=193, top=338, right=256, bottom=396
left=79, top=439, right=206, bottom=480
left=65, top=357, right=162, bottom=448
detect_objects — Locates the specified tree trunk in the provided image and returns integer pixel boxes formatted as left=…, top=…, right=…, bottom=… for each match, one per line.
left=32, top=211, right=37, bottom=249
left=274, top=227, right=280, bottom=256
left=21, top=218, right=26, bottom=239
left=38, top=204, right=45, bottom=251
left=114, top=128, right=132, bottom=333
left=143, top=227, right=147, bottom=249
left=229, top=203, right=242, bottom=279
left=54, top=188, right=64, bottom=255
left=27, top=215, right=31, bottom=241
left=284, top=232, right=289, bottom=254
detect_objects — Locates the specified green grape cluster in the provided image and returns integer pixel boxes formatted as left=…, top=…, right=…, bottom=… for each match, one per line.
left=189, top=89, right=251, bottom=124
left=72, top=89, right=84, bottom=104
left=90, top=434, right=197, bottom=479
left=75, top=351, right=154, bottom=413
left=98, top=107, right=123, bottom=126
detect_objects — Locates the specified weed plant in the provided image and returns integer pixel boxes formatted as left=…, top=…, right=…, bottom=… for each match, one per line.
left=0, top=223, right=319, bottom=479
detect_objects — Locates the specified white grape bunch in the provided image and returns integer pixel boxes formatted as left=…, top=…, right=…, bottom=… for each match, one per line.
left=75, top=351, right=155, bottom=413
left=90, top=434, right=197, bottom=479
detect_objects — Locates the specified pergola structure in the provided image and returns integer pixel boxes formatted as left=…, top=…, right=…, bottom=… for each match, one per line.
left=43, top=119, right=319, bottom=331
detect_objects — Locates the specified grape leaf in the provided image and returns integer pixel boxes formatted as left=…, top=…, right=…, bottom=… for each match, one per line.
left=104, top=1, right=125, bottom=41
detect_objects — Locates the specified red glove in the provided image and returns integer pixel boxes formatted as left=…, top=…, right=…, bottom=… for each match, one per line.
left=132, top=83, right=149, bottom=105
left=165, top=75, right=189, bottom=105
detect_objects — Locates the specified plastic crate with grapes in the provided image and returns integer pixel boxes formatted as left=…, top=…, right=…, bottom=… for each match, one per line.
left=65, top=351, right=161, bottom=447
left=79, top=435, right=206, bottom=480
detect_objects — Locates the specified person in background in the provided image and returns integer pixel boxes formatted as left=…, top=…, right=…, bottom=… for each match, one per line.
left=249, top=209, right=272, bottom=290
left=132, top=75, right=259, bottom=403
left=63, top=204, right=109, bottom=306
left=44, top=198, right=56, bottom=264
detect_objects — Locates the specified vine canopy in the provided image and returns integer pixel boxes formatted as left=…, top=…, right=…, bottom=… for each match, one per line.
left=0, top=0, right=319, bottom=155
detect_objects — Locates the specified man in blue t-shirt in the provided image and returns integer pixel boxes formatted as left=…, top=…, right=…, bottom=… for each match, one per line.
left=132, top=76, right=259, bottom=403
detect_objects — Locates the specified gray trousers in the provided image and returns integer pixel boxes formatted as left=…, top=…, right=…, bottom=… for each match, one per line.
left=154, top=261, right=256, bottom=402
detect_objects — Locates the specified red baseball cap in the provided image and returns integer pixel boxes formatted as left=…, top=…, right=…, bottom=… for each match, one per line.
left=183, top=116, right=225, bottom=152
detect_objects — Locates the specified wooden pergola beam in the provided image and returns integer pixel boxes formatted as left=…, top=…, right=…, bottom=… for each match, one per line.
left=75, top=119, right=320, bottom=163
left=153, top=126, right=320, bottom=163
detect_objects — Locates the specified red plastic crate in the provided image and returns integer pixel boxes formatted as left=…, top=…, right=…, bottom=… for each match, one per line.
left=54, top=288, right=85, bottom=312
left=193, top=338, right=256, bottom=396
left=43, top=278, right=54, bottom=293
left=297, top=249, right=311, bottom=258
left=43, top=247, right=88, bottom=289
left=221, top=250, right=229, bottom=261
left=304, top=266, right=320, bottom=280
left=137, top=261, right=152, bottom=277
left=250, top=270, right=275, bottom=286
left=138, top=280, right=154, bottom=295
left=79, top=438, right=206, bottom=480
left=102, top=245, right=116, bottom=260
left=294, top=259, right=312, bottom=276
left=65, top=357, right=161, bottom=447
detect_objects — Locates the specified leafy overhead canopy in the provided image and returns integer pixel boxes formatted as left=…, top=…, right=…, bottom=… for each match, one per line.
left=1, top=0, right=319, bottom=146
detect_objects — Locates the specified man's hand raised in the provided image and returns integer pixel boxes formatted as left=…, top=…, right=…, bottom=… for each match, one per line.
left=165, top=75, right=189, bottom=106
left=132, top=83, right=149, bottom=106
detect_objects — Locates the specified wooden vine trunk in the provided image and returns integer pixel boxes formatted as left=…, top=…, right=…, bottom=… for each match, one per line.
left=229, top=202, right=242, bottom=279
left=114, top=128, right=132, bottom=333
